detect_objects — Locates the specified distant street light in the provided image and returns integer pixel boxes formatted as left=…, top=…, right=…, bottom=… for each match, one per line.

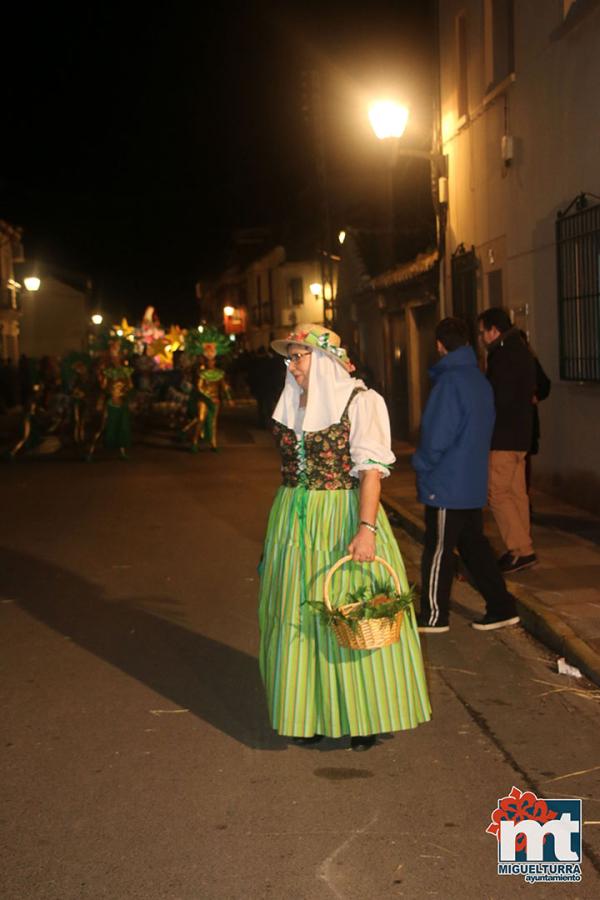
left=223, top=305, right=235, bottom=316
left=198, top=325, right=204, bottom=333
left=338, top=230, right=346, bottom=245
left=309, top=282, right=323, bottom=297
left=24, top=276, right=41, bottom=292
left=91, top=314, right=103, bottom=325
left=368, top=101, right=409, bottom=140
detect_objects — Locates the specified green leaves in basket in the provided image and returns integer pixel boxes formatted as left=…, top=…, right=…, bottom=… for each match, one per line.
left=309, top=582, right=415, bottom=628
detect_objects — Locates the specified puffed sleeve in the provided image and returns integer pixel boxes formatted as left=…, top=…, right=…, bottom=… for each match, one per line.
left=348, top=389, right=395, bottom=478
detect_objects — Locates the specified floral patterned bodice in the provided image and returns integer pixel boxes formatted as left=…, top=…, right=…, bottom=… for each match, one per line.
left=272, top=388, right=365, bottom=490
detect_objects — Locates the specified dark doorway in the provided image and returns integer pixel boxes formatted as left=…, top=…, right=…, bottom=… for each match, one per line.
left=387, top=311, right=409, bottom=440
left=488, top=269, right=504, bottom=307
left=451, top=244, right=479, bottom=345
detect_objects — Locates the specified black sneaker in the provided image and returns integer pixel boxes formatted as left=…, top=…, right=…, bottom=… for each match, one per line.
left=499, top=553, right=538, bottom=574
left=416, top=616, right=450, bottom=634
left=471, top=614, right=520, bottom=631
left=497, top=551, right=513, bottom=568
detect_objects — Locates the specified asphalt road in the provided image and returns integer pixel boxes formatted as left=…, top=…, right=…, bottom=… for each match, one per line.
left=2, top=408, right=600, bottom=899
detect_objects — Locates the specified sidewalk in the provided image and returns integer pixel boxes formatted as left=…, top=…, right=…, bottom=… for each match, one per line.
left=382, top=441, right=600, bottom=687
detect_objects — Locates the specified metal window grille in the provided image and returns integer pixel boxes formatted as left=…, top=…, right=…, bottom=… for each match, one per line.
left=556, top=195, right=600, bottom=382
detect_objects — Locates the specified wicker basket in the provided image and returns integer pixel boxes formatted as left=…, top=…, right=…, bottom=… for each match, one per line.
left=323, top=554, right=404, bottom=651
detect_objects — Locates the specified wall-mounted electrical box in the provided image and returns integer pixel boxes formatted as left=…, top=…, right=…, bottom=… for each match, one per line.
left=501, top=134, right=514, bottom=165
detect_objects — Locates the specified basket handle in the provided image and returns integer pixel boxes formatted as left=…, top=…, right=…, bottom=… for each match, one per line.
left=323, top=555, right=402, bottom=612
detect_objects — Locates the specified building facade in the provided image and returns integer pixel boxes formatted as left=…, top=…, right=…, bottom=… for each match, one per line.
left=200, top=244, right=339, bottom=351
left=438, top=0, right=600, bottom=512
left=336, top=233, right=439, bottom=439
left=244, top=246, right=337, bottom=350
left=0, top=220, right=24, bottom=361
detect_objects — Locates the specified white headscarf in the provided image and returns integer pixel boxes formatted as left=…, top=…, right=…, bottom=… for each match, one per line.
left=272, top=349, right=366, bottom=433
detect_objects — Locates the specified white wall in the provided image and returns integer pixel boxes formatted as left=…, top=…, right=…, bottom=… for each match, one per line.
left=19, top=276, right=88, bottom=358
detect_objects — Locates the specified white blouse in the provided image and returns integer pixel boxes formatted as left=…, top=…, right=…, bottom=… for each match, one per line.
left=292, top=389, right=395, bottom=479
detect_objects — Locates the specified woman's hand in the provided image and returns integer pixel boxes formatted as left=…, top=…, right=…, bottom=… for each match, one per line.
left=348, top=526, right=376, bottom=563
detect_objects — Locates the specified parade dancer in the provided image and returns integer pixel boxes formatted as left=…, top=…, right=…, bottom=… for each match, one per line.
left=181, top=328, right=232, bottom=452
left=63, top=353, right=92, bottom=445
left=87, top=338, right=134, bottom=461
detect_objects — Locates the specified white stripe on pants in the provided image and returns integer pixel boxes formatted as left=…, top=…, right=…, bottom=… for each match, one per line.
left=428, top=507, right=446, bottom=625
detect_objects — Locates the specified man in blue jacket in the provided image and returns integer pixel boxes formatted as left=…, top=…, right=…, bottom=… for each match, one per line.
left=412, top=318, right=519, bottom=632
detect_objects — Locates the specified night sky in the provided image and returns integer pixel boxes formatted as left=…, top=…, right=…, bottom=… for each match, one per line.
left=3, top=1, right=434, bottom=326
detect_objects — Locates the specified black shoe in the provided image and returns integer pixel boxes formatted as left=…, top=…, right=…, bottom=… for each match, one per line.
left=497, top=551, right=513, bottom=568
left=292, top=734, right=323, bottom=746
left=472, top=614, right=520, bottom=631
left=416, top=615, right=449, bottom=634
left=350, top=735, right=376, bottom=752
left=499, top=553, right=538, bottom=574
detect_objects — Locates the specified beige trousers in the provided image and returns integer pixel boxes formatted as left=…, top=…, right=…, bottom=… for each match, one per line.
left=488, top=450, right=534, bottom=557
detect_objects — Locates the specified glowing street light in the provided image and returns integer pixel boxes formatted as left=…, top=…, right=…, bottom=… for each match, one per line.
left=368, top=100, right=409, bottom=140
left=24, top=276, right=41, bottom=292
left=309, top=282, right=323, bottom=297
left=91, top=313, right=103, bottom=325
left=338, top=230, right=346, bottom=245
left=223, top=305, right=235, bottom=316
left=198, top=325, right=204, bottom=333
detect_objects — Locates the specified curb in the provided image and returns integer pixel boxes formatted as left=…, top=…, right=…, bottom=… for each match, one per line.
left=382, top=491, right=600, bottom=689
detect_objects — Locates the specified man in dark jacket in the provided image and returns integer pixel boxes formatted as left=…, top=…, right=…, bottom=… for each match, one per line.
left=412, top=318, right=519, bottom=632
left=478, top=309, right=537, bottom=573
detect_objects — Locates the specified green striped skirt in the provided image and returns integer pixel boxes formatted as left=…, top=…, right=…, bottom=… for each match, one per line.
left=258, top=486, right=431, bottom=738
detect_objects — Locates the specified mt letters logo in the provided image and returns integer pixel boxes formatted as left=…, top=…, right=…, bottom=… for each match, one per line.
left=487, top=786, right=582, bottom=883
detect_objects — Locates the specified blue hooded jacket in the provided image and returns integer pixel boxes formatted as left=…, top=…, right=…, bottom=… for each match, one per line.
left=412, top=345, right=495, bottom=509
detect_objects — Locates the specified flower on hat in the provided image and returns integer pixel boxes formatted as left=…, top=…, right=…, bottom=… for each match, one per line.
left=274, top=324, right=356, bottom=373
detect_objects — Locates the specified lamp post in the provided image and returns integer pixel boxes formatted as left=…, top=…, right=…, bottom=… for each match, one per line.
left=368, top=100, right=409, bottom=268
left=368, top=98, right=447, bottom=285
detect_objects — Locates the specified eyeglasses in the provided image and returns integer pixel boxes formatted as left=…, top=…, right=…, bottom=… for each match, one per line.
left=284, top=350, right=312, bottom=367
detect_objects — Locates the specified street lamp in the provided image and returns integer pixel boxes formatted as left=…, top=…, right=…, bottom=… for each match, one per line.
left=338, top=230, right=346, bottom=245
left=309, top=282, right=323, bottom=297
left=223, top=305, right=235, bottom=317
left=368, top=100, right=409, bottom=140
left=23, top=276, right=41, bottom=292
left=91, top=313, right=103, bottom=325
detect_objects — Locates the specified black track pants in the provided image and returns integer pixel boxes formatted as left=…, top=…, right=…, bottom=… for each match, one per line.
left=420, top=506, right=517, bottom=626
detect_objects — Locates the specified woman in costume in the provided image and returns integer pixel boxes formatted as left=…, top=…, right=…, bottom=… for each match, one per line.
left=87, top=339, right=134, bottom=461
left=258, top=324, right=430, bottom=751
left=181, top=327, right=232, bottom=452
left=62, top=353, right=92, bottom=445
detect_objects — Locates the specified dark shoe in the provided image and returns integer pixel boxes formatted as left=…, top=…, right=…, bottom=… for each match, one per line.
left=497, top=551, right=513, bottom=568
left=472, top=614, right=520, bottom=631
left=350, top=735, right=376, bottom=752
left=416, top=615, right=449, bottom=634
left=500, top=553, right=538, bottom=574
left=292, top=734, right=323, bottom=746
